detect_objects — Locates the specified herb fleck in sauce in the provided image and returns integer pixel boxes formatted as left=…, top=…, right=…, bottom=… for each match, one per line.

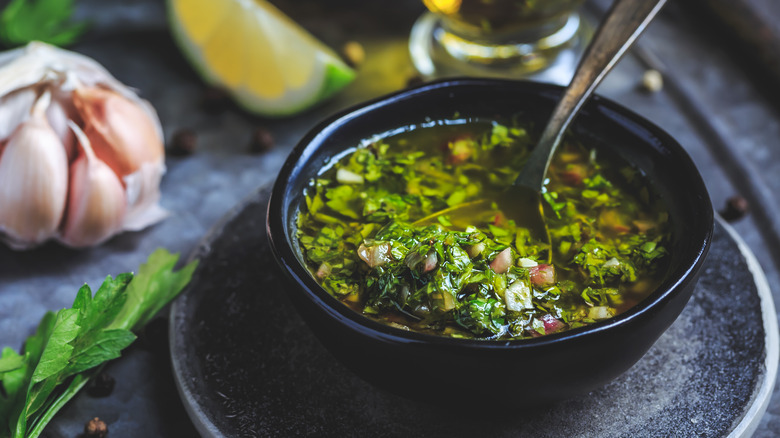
left=296, top=120, right=670, bottom=340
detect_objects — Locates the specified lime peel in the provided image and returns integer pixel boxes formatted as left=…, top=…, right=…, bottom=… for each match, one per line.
left=167, top=0, right=355, bottom=117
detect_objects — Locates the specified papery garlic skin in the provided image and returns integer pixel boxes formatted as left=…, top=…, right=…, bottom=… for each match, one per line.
left=0, top=88, right=37, bottom=141
left=0, top=42, right=146, bottom=106
left=0, top=93, right=68, bottom=248
left=0, top=42, right=168, bottom=249
left=123, top=161, right=168, bottom=231
left=60, top=122, right=126, bottom=248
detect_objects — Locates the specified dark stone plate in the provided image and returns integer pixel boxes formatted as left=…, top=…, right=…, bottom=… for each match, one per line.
left=169, top=186, right=778, bottom=438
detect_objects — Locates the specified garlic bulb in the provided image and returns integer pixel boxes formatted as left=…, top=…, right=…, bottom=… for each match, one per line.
left=0, top=42, right=167, bottom=249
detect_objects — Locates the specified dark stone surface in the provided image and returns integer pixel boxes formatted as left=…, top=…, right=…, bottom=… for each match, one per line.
left=0, top=0, right=778, bottom=436
left=170, top=186, right=769, bottom=438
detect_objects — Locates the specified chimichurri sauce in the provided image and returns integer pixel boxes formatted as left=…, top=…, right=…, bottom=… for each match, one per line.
left=296, top=119, right=671, bottom=340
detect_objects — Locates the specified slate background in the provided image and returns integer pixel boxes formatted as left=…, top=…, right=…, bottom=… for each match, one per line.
left=0, top=0, right=779, bottom=436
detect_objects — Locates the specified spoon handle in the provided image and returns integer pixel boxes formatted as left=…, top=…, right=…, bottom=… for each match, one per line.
left=516, top=0, right=668, bottom=190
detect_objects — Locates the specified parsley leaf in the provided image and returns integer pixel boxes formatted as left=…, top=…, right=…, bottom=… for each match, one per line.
left=110, top=249, right=198, bottom=332
left=0, top=249, right=197, bottom=438
left=0, top=0, right=88, bottom=48
left=0, top=350, right=25, bottom=374
left=454, top=297, right=506, bottom=336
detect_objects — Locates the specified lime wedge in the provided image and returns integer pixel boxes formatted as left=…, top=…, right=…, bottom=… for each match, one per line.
left=168, top=0, right=355, bottom=117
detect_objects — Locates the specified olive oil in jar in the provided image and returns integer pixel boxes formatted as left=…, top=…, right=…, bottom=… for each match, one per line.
left=422, top=0, right=585, bottom=37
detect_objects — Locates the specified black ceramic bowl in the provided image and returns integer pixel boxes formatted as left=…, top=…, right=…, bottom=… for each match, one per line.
left=267, top=78, right=713, bottom=405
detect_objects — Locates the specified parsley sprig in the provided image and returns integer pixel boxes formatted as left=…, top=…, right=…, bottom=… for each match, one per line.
left=0, top=0, right=88, bottom=48
left=0, top=249, right=197, bottom=438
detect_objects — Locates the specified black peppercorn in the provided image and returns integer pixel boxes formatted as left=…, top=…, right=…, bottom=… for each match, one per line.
left=720, top=196, right=749, bottom=222
left=169, top=129, right=197, bottom=156
left=249, top=127, right=274, bottom=154
left=406, top=75, right=425, bottom=88
left=84, top=417, right=108, bottom=438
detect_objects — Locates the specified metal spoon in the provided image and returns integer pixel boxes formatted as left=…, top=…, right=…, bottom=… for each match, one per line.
left=415, top=0, right=668, bottom=259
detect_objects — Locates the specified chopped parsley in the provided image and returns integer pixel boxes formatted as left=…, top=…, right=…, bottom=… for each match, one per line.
left=296, top=120, right=671, bottom=340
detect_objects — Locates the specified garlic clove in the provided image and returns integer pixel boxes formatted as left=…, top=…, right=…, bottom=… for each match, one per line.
left=71, top=86, right=164, bottom=177
left=59, top=122, right=126, bottom=248
left=45, top=88, right=79, bottom=162
left=0, top=92, right=68, bottom=249
left=0, top=87, right=37, bottom=142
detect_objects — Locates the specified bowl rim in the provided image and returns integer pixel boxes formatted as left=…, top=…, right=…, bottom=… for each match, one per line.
left=267, top=77, right=714, bottom=350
